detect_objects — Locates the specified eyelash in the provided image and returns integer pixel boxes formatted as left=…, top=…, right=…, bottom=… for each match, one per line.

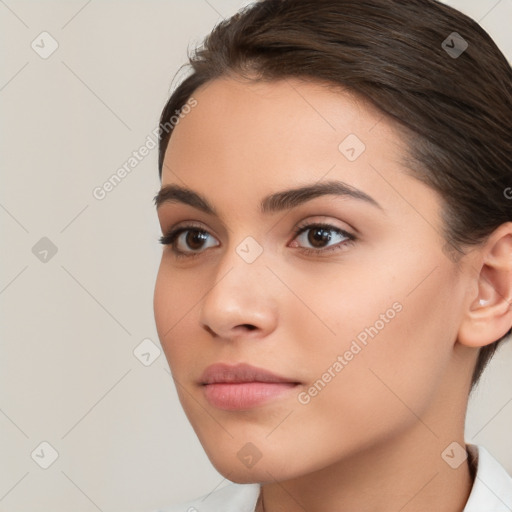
left=158, top=222, right=357, bottom=259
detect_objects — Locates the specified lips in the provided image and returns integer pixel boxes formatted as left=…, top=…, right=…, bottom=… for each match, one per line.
left=199, top=362, right=300, bottom=385
left=199, top=363, right=301, bottom=410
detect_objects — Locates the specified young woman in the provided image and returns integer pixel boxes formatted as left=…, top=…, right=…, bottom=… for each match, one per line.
left=152, top=0, right=512, bottom=510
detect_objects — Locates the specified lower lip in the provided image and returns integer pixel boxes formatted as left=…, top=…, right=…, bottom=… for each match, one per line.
left=202, top=382, right=299, bottom=410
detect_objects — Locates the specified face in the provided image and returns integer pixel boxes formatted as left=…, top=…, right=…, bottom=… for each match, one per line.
left=153, top=76, right=472, bottom=482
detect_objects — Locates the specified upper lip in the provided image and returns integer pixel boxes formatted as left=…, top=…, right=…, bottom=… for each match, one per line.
left=199, top=362, right=300, bottom=385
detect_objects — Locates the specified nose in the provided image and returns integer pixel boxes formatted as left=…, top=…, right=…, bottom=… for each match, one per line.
left=198, top=246, right=278, bottom=341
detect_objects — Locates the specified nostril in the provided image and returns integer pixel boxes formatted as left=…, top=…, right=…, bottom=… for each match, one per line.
left=240, top=324, right=257, bottom=331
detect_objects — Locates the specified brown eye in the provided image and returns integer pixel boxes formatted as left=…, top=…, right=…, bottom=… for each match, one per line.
left=291, top=223, right=356, bottom=255
left=307, top=227, right=333, bottom=248
left=159, top=226, right=220, bottom=257
left=183, top=230, right=209, bottom=251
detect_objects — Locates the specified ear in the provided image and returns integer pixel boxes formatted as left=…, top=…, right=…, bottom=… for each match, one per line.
left=458, top=222, right=512, bottom=349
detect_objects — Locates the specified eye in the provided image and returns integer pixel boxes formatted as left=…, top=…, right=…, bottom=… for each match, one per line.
left=159, top=224, right=219, bottom=258
left=290, top=223, right=356, bottom=255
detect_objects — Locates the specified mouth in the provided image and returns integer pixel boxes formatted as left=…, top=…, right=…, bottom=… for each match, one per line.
left=199, top=362, right=301, bottom=410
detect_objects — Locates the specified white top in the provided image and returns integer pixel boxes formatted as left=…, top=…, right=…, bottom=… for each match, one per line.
left=156, top=444, right=512, bottom=512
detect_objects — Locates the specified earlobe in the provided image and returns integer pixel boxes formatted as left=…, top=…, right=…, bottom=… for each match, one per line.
left=458, top=222, right=512, bottom=349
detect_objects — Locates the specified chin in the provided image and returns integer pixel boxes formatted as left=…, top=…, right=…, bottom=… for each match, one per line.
left=203, top=445, right=306, bottom=484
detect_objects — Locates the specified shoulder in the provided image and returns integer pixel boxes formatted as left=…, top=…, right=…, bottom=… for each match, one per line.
left=464, top=444, right=512, bottom=511
left=153, top=482, right=261, bottom=512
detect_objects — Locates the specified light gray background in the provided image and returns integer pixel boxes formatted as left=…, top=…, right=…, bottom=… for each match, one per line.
left=1, top=1, right=511, bottom=511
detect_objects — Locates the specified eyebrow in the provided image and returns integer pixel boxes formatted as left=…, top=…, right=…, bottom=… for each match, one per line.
left=153, top=180, right=383, bottom=215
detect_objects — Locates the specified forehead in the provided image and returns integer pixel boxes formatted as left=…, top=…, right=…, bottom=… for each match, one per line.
left=166, top=76, right=395, bottom=158
left=166, top=77, right=395, bottom=164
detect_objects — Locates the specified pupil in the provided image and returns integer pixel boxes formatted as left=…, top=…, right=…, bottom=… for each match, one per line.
left=187, top=230, right=208, bottom=250
left=308, top=228, right=331, bottom=248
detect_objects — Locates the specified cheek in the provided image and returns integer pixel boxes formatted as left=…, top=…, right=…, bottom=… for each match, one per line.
left=296, top=252, right=462, bottom=425
left=153, top=263, right=201, bottom=373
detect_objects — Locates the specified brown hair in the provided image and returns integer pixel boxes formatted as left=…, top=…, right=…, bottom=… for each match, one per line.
left=157, top=0, right=512, bottom=392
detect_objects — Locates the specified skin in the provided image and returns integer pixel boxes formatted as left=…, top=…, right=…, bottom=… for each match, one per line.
left=153, top=76, right=512, bottom=512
